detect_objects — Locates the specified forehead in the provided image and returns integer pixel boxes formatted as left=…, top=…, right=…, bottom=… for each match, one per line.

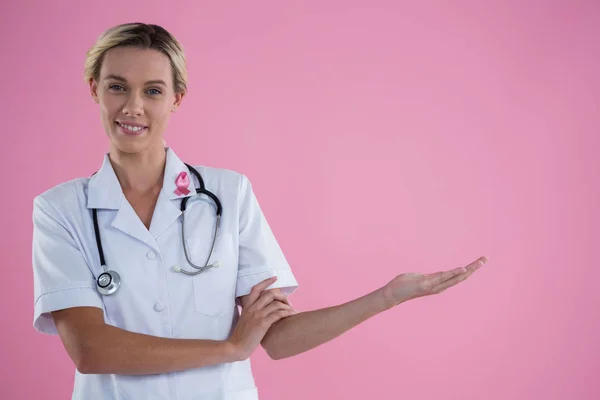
left=100, top=46, right=172, bottom=84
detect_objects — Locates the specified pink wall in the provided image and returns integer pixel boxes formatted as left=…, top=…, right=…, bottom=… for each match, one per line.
left=2, top=1, right=599, bottom=399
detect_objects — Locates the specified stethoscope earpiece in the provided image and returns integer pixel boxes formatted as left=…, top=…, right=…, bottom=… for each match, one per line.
left=96, top=270, right=121, bottom=295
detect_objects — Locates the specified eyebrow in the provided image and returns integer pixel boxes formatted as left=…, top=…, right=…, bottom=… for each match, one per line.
left=103, top=74, right=167, bottom=86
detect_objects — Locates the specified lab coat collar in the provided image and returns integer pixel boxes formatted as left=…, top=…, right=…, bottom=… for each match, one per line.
left=86, top=147, right=198, bottom=245
left=86, top=152, right=123, bottom=210
left=87, top=147, right=197, bottom=210
left=163, top=147, right=199, bottom=201
left=150, top=147, right=198, bottom=239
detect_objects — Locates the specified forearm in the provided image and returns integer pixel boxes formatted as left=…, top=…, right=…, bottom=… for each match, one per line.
left=261, top=287, right=391, bottom=360
left=75, top=324, right=238, bottom=375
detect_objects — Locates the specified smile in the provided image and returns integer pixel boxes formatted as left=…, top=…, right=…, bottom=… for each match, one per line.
left=116, top=122, right=148, bottom=135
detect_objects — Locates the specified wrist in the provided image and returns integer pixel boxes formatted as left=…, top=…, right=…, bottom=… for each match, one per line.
left=222, top=340, right=244, bottom=362
left=379, top=284, right=401, bottom=310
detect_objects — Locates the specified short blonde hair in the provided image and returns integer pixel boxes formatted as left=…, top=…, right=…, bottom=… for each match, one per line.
left=84, top=22, right=188, bottom=93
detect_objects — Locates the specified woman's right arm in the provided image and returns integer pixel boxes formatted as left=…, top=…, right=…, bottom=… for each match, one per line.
left=53, top=306, right=237, bottom=375
left=52, top=277, right=294, bottom=375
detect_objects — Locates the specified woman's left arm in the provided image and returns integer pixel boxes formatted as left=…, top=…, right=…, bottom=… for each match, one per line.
left=254, top=256, right=488, bottom=360
left=258, top=287, right=390, bottom=360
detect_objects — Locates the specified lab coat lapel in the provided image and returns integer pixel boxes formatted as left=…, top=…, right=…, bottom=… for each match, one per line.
left=111, top=200, right=159, bottom=250
left=87, top=152, right=159, bottom=252
left=147, top=148, right=197, bottom=239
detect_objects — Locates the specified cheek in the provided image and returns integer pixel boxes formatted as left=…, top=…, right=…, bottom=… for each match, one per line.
left=98, top=105, right=110, bottom=127
left=99, top=98, right=119, bottom=118
left=148, top=106, right=173, bottom=127
left=97, top=100, right=122, bottom=135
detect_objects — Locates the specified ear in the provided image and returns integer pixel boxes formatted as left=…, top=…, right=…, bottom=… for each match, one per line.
left=172, top=91, right=185, bottom=112
left=89, top=79, right=99, bottom=103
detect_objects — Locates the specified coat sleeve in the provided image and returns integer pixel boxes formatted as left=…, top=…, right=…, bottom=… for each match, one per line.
left=235, top=174, right=298, bottom=298
left=32, top=194, right=105, bottom=335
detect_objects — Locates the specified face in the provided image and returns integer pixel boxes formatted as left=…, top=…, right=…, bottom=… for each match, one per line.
left=90, top=46, right=184, bottom=155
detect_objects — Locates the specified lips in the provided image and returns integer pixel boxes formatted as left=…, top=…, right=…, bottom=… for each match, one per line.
left=116, top=121, right=148, bottom=136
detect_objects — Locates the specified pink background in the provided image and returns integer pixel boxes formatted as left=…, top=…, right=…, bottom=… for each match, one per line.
left=1, top=1, right=599, bottom=399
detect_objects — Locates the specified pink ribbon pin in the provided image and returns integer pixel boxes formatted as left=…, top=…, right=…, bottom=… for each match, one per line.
left=174, top=171, right=191, bottom=196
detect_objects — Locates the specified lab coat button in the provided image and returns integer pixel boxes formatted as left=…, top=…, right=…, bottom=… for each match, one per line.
left=154, top=302, right=165, bottom=312
left=147, top=251, right=157, bottom=260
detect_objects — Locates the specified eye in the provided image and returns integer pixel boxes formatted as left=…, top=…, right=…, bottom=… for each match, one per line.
left=108, top=84, right=124, bottom=91
left=148, top=88, right=162, bottom=95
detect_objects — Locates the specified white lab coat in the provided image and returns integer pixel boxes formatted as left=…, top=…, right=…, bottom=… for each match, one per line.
left=32, top=147, right=298, bottom=400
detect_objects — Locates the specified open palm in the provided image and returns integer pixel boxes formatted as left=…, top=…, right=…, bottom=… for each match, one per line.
left=383, top=256, right=488, bottom=308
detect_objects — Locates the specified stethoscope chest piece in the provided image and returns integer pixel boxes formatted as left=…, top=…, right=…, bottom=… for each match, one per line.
left=96, top=270, right=121, bottom=295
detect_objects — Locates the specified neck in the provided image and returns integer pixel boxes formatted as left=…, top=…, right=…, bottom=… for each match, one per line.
left=109, top=145, right=167, bottom=194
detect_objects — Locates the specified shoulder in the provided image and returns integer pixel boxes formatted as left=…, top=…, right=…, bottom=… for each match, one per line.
left=188, top=165, right=252, bottom=194
left=33, top=177, right=89, bottom=224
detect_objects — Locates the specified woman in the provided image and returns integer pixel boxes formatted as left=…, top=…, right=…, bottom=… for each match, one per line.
left=32, top=22, right=488, bottom=400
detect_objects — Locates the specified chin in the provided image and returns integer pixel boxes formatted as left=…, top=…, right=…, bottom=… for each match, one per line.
left=110, top=136, right=163, bottom=155
left=110, top=138, right=146, bottom=154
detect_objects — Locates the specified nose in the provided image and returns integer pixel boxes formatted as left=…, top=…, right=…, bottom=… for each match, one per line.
left=121, top=92, right=144, bottom=117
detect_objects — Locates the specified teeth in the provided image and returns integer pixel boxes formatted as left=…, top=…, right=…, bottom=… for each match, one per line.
left=120, top=123, right=145, bottom=132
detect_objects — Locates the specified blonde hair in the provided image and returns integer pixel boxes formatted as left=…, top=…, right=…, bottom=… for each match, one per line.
left=84, top=22, right=188, bottom=93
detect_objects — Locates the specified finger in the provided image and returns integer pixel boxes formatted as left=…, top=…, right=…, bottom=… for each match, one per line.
left=270, top=289, right=293, bottom=308
left=261, top=300, right=292, bottom=317
left=428, top=257, right=488, bottom=286
left=265, top=309, right=298, bottom=327
left=431, top=257, right=488, bottom=293
left=247, top=277, right=278, bottom=306
left=465, top=256, right=488, bottom=273
left=253, top=289, right=291, bottom=311
left=427, top=267, right=466, bottom=287
left=431, top=268, right=475, bottom=293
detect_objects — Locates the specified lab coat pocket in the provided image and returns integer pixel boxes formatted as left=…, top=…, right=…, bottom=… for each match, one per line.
left=184, top=232, right=237, bottom=319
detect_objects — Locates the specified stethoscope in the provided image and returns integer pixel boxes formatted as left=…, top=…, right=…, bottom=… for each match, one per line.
left=92, top=164, right=222, bottom=295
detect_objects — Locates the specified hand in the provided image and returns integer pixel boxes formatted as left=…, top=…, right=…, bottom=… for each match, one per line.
left=382, top=256, right=489, bottom=308
left=227, top=277, right=297, bottom=361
